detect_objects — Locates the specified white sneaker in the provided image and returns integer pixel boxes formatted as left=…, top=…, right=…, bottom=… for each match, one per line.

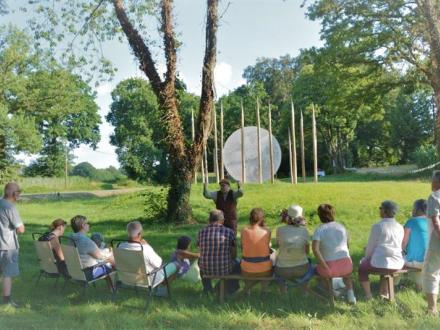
left=347, top=289, right=357, bottom=304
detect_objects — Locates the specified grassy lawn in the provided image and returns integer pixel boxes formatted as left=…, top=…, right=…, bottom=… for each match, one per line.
left=1, top=179, right=440, bottom=329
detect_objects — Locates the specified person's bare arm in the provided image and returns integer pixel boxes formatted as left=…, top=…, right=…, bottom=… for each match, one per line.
left=312, top=240, right=329, bottom=271
left=176, top=249, right=200, bottom=260
left=402, top=228, right=411, bottom=251
left=51, top=238, right=64, bottom=261
left=89, top=248, right=114, bottom=265
left=431, top=215, right=440, bottom=238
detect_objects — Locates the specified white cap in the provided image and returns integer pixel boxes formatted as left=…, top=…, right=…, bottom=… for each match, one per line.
left=287, top=205, right=303, bottom=219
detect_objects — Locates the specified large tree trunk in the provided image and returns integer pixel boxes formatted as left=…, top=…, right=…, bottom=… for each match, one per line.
left=419, top=0, right=440, bottom=157
left=113, top=0, right=218, bottom=223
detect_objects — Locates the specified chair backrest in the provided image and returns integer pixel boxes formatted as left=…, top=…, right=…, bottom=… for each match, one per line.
left=33, top=240, right=59, bottom=275
left=114, top=242, right=150, bottom=287
left=61, top=240, right=86, bottom=282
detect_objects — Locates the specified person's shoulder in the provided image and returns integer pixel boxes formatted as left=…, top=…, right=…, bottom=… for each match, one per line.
left=0, top=199, right=13, bottom=210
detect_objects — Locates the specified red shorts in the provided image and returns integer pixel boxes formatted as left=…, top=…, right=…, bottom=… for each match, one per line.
left=317, top=257, right=353, bottom=278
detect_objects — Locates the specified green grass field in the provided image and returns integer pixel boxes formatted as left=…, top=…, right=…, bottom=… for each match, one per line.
left=1, top=179, right=440, bottom=329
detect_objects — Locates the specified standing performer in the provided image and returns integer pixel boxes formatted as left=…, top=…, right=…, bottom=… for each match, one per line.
left=203, top=179, right=243, bottom=234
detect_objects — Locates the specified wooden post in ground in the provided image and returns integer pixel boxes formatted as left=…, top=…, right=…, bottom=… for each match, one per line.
left=290, top=100, right=297, bottom=184
left=256, top=98, right=263, bottom=183
left=204, top=143, right=209, bottom=184
left=268, top=103, right=274, bottom=184
left=300, top=110, right=306, bottom=182
left=220, top=101, right=224, bottom=180
left=213, top=105, right=219, bottom=183
left=312, top=104, right=318, bottom=183
left=191, top=109, right=197, bottom=184
left=288, top=127, right=293, bottom=183
left=241, top=100, right=246, bottom=183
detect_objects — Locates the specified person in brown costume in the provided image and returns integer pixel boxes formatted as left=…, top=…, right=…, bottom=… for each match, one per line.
left=203, top=179, right=243, bottom=234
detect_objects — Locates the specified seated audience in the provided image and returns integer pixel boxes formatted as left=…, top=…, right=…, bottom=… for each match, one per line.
left=198, top=209, right=239, bottom=295
left=118, top=221, right=177, bottom=290
left=402, top=199, right=429, bottom=290
left=240, top=208, right=272, bottom=294
left=359, top=200, right=404, bottom=300
left=38, top=219, right=69, bottom=277
left=312, top=204, right=356, bottom=304
left=171, top=235, right=200, bottom=277
left=69, top=215, right=114, bottom=281
left=275, top=205, right=310, bottom=293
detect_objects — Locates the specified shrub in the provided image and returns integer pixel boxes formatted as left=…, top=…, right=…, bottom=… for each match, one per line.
left=410, top=144, right=438, bottom=169
left=142, top=187, right=168, bottom=222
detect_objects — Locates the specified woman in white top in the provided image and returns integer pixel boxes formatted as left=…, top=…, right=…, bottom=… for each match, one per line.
left=358, top=200, right=404, bottom=300
left=275, top=205, right=310, bottom=292
left=312, top=204, right=356, bottom=304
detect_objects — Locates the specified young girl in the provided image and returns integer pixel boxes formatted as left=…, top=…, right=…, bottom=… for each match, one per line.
left=171, top=236, right=200, bottom=276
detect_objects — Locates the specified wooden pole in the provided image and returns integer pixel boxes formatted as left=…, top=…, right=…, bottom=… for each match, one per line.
left=268, top=103, right=274, bottom=184
left=288, top=127, right=293, bottom=183
left=213, top=105, right=219, bottom=183
left=241, top=99, right=246, bottom=183
left=204, top=143, right=209, bottom=184
left=256, top=98, right=262, bottom=183
left=312, top=104, right=318, bottom=183
left=291, top=101, right=297, bottom=184
left=191, top=109, right=197, bottom=184
left=220, top=101, right=224, bottom=180
left=300, top=110, right=306, bottom=182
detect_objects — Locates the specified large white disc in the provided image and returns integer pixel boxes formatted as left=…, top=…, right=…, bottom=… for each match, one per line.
left=223, top=126, right=282, bottom=183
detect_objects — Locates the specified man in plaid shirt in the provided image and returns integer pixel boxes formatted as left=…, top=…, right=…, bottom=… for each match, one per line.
left=198, top=209, right=239, bottom=294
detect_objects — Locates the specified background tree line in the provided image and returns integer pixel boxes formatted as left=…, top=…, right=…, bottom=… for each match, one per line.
left=0, top=26, right=101, bottom=180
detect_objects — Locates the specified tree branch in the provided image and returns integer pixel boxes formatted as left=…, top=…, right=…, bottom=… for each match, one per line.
left=112, top=0, right=162, bottom=95
left=190, top=0, right=219, bottom=169
left=161, top=0, right=177, bottom=86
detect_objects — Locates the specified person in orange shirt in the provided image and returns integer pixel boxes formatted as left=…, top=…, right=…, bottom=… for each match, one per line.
left=240, top=208, right=273, bottom=295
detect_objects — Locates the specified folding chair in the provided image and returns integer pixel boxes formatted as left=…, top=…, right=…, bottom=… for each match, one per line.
left=32, top=232, right=63, bottom=286
left=60, top=236, right=115, bottom=296
left=111, top=239, right=172, bottom=305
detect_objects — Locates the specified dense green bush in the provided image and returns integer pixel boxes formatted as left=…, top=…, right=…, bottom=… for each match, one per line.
left=142, top=187, right=168, bottom=222
left=410, top=144, right=438, bottom=169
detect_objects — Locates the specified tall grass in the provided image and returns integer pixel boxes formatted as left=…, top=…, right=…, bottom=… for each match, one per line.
left=1, top=180, right=439, bottom=329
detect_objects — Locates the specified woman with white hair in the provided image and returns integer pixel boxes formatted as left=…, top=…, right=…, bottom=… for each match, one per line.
left=274, top=205, right=310, bottom=292
left=358, top=200, right=404, bottom=300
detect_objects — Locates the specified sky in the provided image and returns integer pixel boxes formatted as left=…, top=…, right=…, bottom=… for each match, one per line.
left=6, top=0, right=322, bottom=168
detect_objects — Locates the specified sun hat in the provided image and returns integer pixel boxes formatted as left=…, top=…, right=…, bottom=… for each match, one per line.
left=287, top=205, right=303, bottom=219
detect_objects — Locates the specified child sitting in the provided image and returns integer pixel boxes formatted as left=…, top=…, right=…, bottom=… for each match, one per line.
left=171, top=236, right=200, bottom=276
left=91, top=232, right=112, bottom=258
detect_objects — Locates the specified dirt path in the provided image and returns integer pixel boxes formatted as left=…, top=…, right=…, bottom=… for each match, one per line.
left=20, top=188, right=146, bottom=201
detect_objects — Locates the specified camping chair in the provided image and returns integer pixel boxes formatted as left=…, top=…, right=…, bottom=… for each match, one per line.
left=60, top=236, right=115, bottom=296
left=111, top=239, right=172, bottom=305
left=32, top=232, right=63, bottom=286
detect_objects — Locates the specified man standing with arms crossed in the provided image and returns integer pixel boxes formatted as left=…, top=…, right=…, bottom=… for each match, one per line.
left=0, top=183, right=25, bottom=307
left=203, top=179, right=243, bottom=234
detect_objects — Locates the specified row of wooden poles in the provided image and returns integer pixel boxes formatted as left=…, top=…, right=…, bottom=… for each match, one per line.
left=191, top=99, right=318, bottom=184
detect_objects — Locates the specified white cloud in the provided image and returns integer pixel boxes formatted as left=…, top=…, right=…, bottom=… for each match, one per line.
left=214, top=61, right=245, bottom=97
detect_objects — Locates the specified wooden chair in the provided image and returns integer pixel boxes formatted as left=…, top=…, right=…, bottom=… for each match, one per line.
left=60, top=236, right=115, bottom=296
left=32, top=232, right=63, bottom=286
left=111, top=239, right=171, bottom=304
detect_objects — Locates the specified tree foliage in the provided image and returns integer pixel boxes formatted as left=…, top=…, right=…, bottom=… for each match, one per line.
left=107, top=78, right=198, bottom=183
left=0, top=26, right=101, bottom=178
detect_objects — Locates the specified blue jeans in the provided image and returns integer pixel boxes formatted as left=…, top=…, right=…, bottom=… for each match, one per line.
left=85, top=264, right=113, bottom=281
